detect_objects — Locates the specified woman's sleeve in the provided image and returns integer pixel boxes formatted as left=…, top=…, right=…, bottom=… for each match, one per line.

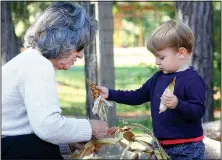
left=21, top=65, right=92, bottom=145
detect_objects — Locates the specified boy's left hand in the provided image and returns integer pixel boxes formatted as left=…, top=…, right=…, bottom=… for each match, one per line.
left=161, top=92, right=178, bottom=109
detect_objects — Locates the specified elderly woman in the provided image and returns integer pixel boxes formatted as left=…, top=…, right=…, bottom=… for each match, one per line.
left=2, top=2, right=109, bottom=159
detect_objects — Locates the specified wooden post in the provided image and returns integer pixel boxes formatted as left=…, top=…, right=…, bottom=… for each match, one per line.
left=80, top=2, right=99, bottom=120
left=95, top=2, right=117, bottom=127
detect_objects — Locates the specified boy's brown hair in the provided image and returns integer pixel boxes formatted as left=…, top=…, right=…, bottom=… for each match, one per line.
left=146, top=20, right=194, bottom=55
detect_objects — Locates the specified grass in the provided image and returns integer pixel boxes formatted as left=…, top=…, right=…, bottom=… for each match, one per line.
left=56, top=65, right=158, bottom=116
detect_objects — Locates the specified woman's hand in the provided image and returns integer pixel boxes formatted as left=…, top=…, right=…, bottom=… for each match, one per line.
left=69, top=142, right=85, bottom=152
left=107, top=126, right=119, bottom=135
left=89, top=120, right=109, bottom=139
left=96, top=86, right=109, bottom=99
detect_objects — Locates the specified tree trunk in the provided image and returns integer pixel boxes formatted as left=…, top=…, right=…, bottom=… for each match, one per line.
left=176, top=2, right=214, bottom=122
left=1, top=2, right=19, bottom=65
left=95, top=2, right=117, bottom=127
left=80, top=2, right=99, bottom=120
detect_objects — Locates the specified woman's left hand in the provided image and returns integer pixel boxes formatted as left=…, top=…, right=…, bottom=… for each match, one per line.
left=161, top=92, right=178, bottom=109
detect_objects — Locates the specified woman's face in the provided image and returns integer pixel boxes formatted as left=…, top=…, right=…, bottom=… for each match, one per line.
left=50, top=50, right=83, bottom=70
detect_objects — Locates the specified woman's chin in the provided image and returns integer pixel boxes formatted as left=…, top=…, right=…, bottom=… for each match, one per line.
left=64, top=65, right=73, bottom=70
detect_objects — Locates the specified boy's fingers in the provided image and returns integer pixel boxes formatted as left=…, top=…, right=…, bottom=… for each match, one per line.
left=162, top=95, right=172, bottom=101
left=165, top=93, right=174, bottom=98
left=96, top=86, right=102, bottom=91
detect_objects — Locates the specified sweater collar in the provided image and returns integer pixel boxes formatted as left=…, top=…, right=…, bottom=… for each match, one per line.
left=161, top=66, right=191, bottom=78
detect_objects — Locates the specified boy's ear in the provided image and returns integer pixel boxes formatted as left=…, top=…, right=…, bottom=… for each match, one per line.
left=177, top=47, right=187, bottom=59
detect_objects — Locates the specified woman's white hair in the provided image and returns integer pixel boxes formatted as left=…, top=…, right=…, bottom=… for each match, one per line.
left=24, top=2, right=98, bottom=59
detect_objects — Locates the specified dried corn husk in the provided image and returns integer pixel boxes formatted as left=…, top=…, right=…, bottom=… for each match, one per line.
left=92, top=95, right=113, bottom=121
left=86, top=78, right=113, bottom=121
left=71, top=123, right=171, bottom=159
left=159, top=77, right=176, bottom=113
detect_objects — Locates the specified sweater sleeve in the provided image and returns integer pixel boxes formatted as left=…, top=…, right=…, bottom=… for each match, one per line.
left=174, top=75, right=206, bottom=121
left=107, top=73, right=158, bottom=105
left=22, top=65, right=92, bottom=145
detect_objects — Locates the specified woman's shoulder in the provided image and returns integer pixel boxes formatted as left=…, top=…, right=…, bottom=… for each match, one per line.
left=21, top=48, right=54, bottom=70
left=2, top=48, right=55, bottom=77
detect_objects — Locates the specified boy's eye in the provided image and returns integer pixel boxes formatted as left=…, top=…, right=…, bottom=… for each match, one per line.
left=160, top=57, right=164, bottom=60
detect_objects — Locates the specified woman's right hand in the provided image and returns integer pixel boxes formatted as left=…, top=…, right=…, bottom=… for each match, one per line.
left=89, top=120, right=109, bottom=139
left=96, top=86, right=109, bottom=99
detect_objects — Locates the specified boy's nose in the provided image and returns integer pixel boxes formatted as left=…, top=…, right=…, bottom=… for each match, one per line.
left=155, top=59, right=160, bottom=65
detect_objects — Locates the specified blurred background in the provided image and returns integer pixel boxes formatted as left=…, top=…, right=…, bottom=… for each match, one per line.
left=1, top=1, right=221, bottom=131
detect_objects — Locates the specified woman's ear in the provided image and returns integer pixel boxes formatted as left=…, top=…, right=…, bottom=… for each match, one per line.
left=177, top=47, right=187, bottom=59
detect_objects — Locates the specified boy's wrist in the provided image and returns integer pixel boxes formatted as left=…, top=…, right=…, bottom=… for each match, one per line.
left=107, top=88, right=112, bottom=100
left=174, top=99, right=185, bottom=112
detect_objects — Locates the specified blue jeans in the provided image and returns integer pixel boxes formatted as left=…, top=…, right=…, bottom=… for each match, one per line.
left=162, top=141, right=205, bottom=160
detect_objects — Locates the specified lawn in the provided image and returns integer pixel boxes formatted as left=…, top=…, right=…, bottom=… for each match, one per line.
left=56, top=65, right=158, bottom=116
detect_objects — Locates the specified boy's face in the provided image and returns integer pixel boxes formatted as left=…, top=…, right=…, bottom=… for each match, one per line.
left=154, top=47, right=188, bottom=74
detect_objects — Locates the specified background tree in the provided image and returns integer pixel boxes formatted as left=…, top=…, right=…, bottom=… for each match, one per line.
left=176, top=2, right=214, bottom=122
left=1, top=1, right=50, bottom=65
left=1, top=2, right=19, bottom=65
left=80, top=2, right=99, bottom=120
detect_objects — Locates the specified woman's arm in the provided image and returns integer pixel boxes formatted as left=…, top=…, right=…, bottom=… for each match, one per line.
left=21, top=63, right=92, bottom=145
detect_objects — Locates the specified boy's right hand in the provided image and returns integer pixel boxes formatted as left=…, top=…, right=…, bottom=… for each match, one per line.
left=96, top=86, right=109, bottom=99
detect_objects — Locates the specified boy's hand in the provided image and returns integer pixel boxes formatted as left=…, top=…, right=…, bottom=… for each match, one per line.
left=96, top=86, right=109, bottom=99
left=161, top=92, right=178, bottom=109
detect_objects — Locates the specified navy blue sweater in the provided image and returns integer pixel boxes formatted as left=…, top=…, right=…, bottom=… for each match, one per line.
left=108, top=67, right=206, bottom=140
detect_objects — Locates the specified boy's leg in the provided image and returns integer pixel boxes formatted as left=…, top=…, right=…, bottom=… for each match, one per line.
left=163, top=141, right=205, bottom=160
left=2, top=134, right=63, bottom=159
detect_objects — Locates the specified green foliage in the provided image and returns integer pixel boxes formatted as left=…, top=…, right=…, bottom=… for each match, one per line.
left=213, top=2, right=221, bottom=90
left=113, top=2, right=175, bottom=47
left=11, top=2, right=51, bottom=38
left=213, top=2, right=221, bottom=110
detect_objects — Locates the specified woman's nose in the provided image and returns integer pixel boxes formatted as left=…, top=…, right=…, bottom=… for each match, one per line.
left=77, top=51, right=83, bottom=59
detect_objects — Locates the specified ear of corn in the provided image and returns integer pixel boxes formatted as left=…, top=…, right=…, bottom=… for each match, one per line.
left=86, top=78, right=100, bottom=99
left=159, top=77, right=176, bottom=113
left=86, top=78, right=113, bottom=121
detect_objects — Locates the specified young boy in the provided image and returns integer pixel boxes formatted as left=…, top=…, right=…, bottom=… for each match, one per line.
left=99, top=20, right=206, bottom=159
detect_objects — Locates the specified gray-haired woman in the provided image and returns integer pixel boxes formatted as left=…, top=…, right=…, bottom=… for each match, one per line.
left=2, top=2, right=109, bottom=159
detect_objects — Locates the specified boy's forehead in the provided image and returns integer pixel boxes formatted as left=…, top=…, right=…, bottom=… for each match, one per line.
left=155, top=47, right=176, bottom=56
left=155, top=50, right=166, bottom=56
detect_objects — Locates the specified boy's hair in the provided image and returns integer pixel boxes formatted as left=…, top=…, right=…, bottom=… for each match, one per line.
left=146, top=20, right=194, bottom=55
